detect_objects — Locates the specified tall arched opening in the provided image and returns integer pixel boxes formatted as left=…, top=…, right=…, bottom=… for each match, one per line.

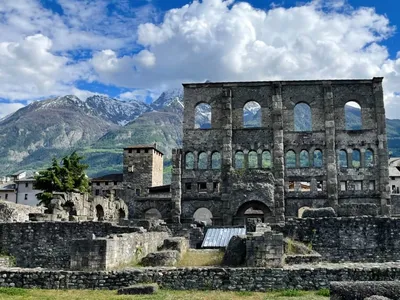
left=193, top=208, right=213, bottom=226
left=234, top=201, right=273, bottom=230
left=144, top=208, right=162, bottom=220
left=96, top=204, right=104, bottom=221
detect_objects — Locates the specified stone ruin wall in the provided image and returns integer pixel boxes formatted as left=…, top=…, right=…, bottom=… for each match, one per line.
left=171, top=78, right=389, bottom=226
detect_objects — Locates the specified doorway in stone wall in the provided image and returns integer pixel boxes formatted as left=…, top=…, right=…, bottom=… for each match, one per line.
left=96, top=204, right=104, bottom=221
left=234, top=201, right=272, bottom=231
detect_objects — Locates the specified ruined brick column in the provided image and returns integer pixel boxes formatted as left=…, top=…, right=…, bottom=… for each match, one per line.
left=323, top=82, right=339, bottom=210
left=171, top=149, right=182, bottom=223
left=272, top=83, right=285, bottom=223
left=373, top=77, right=390, bottom=215
left=221, top=88, right=233, bottom=225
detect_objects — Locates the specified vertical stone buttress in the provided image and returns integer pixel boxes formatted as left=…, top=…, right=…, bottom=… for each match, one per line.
left=373, top=77, right=390, bottom=215
left=171, top=149, right=182, bottom=223
left=221, top=88, right=233, bottom=225
left=272, top=83, right=285, bottom=223
left=323, top=82, right=339, bottom=209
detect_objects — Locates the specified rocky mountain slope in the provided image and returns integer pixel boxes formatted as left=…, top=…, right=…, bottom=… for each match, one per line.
left=1, top=89, right=400, bottom=180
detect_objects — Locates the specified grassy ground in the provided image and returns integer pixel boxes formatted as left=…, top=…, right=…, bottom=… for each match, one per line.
left=0, top=288, right=330, bottom=300
left=176, top=250, right=224, bottom=267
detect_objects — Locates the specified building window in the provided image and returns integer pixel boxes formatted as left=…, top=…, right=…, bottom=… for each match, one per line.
left=198, top=182, right=207, bottom=191
left=136, top=189, right=141, bottom=196
left=5, top=194, right=8, bottom=200
left=369, top=181, right=375, bottom=191
left=243, top=101, right=261, bottom=128
left=211, top=152, right=221, bottom=169
left=340, top=181, right=347, bottom=191
left=95, top=189, right=100, bottom=196
left=145, top=149, right=149, bottom=153
left=299, top=150, right=309, bottom=167
left=137, top=149, right=140, bottom=153
left=25, top=183, right=29, bottom=188
left=185, top=183, right=192, bottom=191
left=352, top=149, right=361, bottom=168
left=105, top=181, right=108, bottom=186
left=213, top=182, right=220, bottom=192
left=114, top=181, right=118, bottom=185
left=185, top=152, right=194, bottom=170
left=345, top=101, right=362, bottom=130
left=198, top=152, right=207, bottom=169
left=317, top=181, right=323, bottom=192
left=294, top=102, right=312, bottom=131
left=24, top=194, right=28, bottom=200
left=285, top=150, right=296, bottom=168
left=300, top=182, right=310, bottom=192
left=339, top=150, right=348, bottom=168
left=129, top=149, right=132, bottom=153
left=234, top=151, right=245, bottom=169
left=195, top=103, right=211, bottom=129
left=354, top=181, right=362, bottom=191
left=288, top=181, right=295, bottom=192
left=96, top=182, right=100, bottom=186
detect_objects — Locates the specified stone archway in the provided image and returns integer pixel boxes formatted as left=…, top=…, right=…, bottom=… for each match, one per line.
left=144, top=208, right=162, bottom=220
left=96, top=205, right=104, bottom=221
left=234, top=201, right=273, bottom=228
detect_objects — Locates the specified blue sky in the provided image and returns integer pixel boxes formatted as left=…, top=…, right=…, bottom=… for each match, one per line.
left=0, top=0, right=400, bottom=118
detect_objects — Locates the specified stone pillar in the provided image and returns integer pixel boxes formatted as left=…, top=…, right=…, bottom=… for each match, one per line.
left=245, top=231, right=284, bottom=267
left=272, top=83, right=285, bottom=223
left=373, top=77, right=390, bottom=215
left=221, top=88, right=233, bottom=225
left=323, top=82, right=339, bottom=210
left=171, top=149, right=182, bottom=223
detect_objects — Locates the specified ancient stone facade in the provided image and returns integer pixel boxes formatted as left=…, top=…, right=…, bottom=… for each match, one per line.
left=170, top=78, right=390, bottom=225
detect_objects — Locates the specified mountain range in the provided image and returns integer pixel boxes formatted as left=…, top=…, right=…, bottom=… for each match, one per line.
left=1, top=89, right=400, bottom=183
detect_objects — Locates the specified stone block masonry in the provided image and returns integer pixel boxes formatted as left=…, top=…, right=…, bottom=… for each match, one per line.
left=1, top=262, right=400, bottom=291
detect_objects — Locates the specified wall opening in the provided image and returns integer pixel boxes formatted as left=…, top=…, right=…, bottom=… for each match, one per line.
left=211, top=152, right=221, bottom=169
left=185, top=152, right=194, bottom=170
left=298, top=206, right=311, bottom=218
left=365, top=149, right=374, bottom=167
left=145, top=208, right=162, bottom=220
left=313, top=149, right=323, bottom=167
left=345, top=101, right=362, bottom=130
left=285, top=150, right=296, bottom=168
left=262, top=151, right=271, bottom=168
left=193, top=208, right=213, bottom=226
left=62, top=201, right=77, bottom=217
left=300, top=150, right=309, bottom=167
left=352, top=149, right=361, bottom=168
left=118, top=208, right=126, bottom=220
left=248, top=151, right=258, bottom=168
left=339, top=150, right=348, bottom=168
left=96, top=205, right=104, bottom=221
left=195, top=103, right=211, bottom=129
left=198, top=152, right=207, bottom=169
left=243, top=101, right=261, bottom=128
left=294, top=102, right=312, bottom=131
left=235, top=151, right=245, bottom=169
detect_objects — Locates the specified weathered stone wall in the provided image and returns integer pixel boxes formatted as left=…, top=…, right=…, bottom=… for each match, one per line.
left=246, top=231, right=284, bottom=267
left=176, top=78, right=389, bottom=225
left=279, top=216, right=400, bottom=262
left=0, top=222, right=139, bottom=269
left=0, top=200, right=44, bottom=222
left=1, top=263, right=400, bottom=291
left=70, top=231, right=169, bottom=270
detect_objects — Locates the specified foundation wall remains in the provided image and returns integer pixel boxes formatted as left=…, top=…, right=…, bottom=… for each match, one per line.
left=1, top=263, right=400, bottom=291
left=0, top=222, right=140, bottom=269
left=279, top=216, right=400, bottom=262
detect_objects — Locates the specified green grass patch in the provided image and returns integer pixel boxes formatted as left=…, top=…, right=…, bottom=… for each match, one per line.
left=235, top=291, right=254, bottom=296
left=0, top=287, right=28, bottom=296
left=315, top=289, right=330, bottom=297
left=177, top=250, right=224, bottom=267
left=277, top=289, right=306, bottom=297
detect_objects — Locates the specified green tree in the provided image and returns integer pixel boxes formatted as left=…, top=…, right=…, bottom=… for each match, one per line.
left=34, top=152, right=89, bottom=207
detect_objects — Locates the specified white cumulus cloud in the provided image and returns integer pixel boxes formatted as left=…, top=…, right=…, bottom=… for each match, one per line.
left=91, top=0, right=400, bottom=117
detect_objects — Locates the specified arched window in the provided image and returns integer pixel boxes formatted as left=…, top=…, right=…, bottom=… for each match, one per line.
left=193, top=208, right=213, bottom=226
left=145, top=208, right=162, bottom=220
left=345, top=101, right=362, bottom=130
left=185, top=152, right=194, bottom=170
left=248, top=151, right=258, bottom=168
left=294, top=103, right=312, bottom=131
left=286, top=150, right=296, bottom=168
left=300, top=150, right=309, bottom=167
left=313, top=149, right=323, bottom=168
left=262, top=151, right=272, bottom=168
left=235, top=151, right=244, bottom=169
left=243, top=101, right=261, bottom=128
left=339, top=150, right=348, bottom=168
left=211, top=152, right=221, bottom=169
left=198, top=152, right=207, bottom=169
left=96, top=205, right=104, bottom=221
left=352, top=149, right=361, bottom=168
left=195, top=103, right=211, bottom=129
left=365, top=149, right=374, bottom=167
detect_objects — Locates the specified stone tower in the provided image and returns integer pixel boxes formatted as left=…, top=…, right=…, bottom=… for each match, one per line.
left=123, top=144, right=164, bottom=196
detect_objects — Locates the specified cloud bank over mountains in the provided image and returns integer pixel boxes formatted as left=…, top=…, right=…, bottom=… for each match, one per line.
left=0, top=0, right=400, bottom=118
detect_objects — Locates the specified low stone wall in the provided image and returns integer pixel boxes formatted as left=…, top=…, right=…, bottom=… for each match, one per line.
left=330, top=281, right=400, bottom=300
left=0, top=222, right=141, bottom=269
left=278, top=217, right=400, bottom=262
left=0, top=263, right=400, bottom=291
left=0, top=201, right=44, bottom=222
left=70, top=231, right=169, bottom=270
